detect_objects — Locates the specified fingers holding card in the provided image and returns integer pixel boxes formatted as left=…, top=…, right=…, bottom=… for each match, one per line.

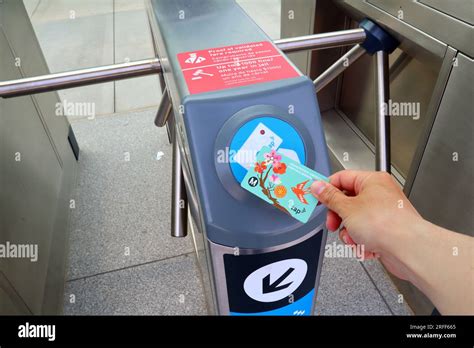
left=241, top=146, right=329, bottom=223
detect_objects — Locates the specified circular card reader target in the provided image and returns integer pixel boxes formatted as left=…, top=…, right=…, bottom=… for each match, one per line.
left=229, top=116, right=306, bottom=183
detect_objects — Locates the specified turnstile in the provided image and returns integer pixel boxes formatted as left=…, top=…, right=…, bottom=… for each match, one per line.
left=146, top=0, right=398, bottom=315
left=148, top=0, right=333, bottom=315
left=0, top=0, right=398, bottom=315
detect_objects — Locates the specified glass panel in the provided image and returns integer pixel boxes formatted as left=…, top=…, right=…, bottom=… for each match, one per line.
left=23, top=0, right=160, bottom=114
left=236, top=0, right=281, bottom=40
left=237, top=0, right=317, bottom=74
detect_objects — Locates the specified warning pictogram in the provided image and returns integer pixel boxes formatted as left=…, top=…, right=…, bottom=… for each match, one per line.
left=184, top=52, right=206, bottom=64
left=177, top=41, right=300, bottom=95
left=191, top=69, right=214, bottom=80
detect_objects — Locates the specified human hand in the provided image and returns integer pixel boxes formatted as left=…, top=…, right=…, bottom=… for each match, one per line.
left=311, top=170, right=422, bottom=280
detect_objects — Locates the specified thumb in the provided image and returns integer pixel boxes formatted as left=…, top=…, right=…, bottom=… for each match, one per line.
left=311, top=180, right=351, bottom=219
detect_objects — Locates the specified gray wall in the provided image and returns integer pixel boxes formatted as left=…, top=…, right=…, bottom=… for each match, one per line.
left=0, top=0, right=77, bottom=314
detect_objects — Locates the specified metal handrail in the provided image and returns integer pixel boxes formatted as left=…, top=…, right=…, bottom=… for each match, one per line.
left=0, top=29, right=366, bottom=98
left=0, top=58, right=161, bottom=98
left=274, top=28, right=366, bottom=53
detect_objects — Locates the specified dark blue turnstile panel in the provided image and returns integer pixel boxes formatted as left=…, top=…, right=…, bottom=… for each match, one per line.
left=184, top=78, right=330, bottom=249
left=150, top=0, right=331, bottom=249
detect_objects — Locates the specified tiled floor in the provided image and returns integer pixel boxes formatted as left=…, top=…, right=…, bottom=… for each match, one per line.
left=63, top=109, right=207, bottom=315
left=65, top=110, right=195, bottom=281
left=65, top=252, right=206, bottom=315
left=24, top=0, right=412, bottom=316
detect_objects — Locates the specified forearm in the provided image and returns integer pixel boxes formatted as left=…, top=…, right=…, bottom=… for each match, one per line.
left=384, top=217, right=473, bottom=314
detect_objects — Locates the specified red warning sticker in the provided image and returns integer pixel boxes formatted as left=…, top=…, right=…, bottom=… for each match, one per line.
left=177, top=41, right=300, bottom=95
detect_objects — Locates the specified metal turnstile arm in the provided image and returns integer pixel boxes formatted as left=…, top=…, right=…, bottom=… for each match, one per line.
left=0, top=58, right=161, bottom=98
left=0, top=30, right=367, bottom=99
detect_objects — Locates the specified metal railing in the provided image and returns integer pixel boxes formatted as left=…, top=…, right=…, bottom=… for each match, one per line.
left=274, top=28, right=365, bottom=53
left=0, top=29, right=366, bottom=98
left=0, top=58, right=161, bottom=98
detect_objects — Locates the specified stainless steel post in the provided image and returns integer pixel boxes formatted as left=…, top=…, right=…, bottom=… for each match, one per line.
left=181, top=161, right=200, bottom=227
left=171, top=131, right=188, bottom=238
left=153, top=62, right=174, bottom=142
left=313, top=44, right=366, bottom=92
left=0, top=58, right=161, bottom=98
left=275, top=28, right=366, bottom=53
left=155, top=88, right=172, bottom=127
left=375, top=51, right=391, bottom=173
